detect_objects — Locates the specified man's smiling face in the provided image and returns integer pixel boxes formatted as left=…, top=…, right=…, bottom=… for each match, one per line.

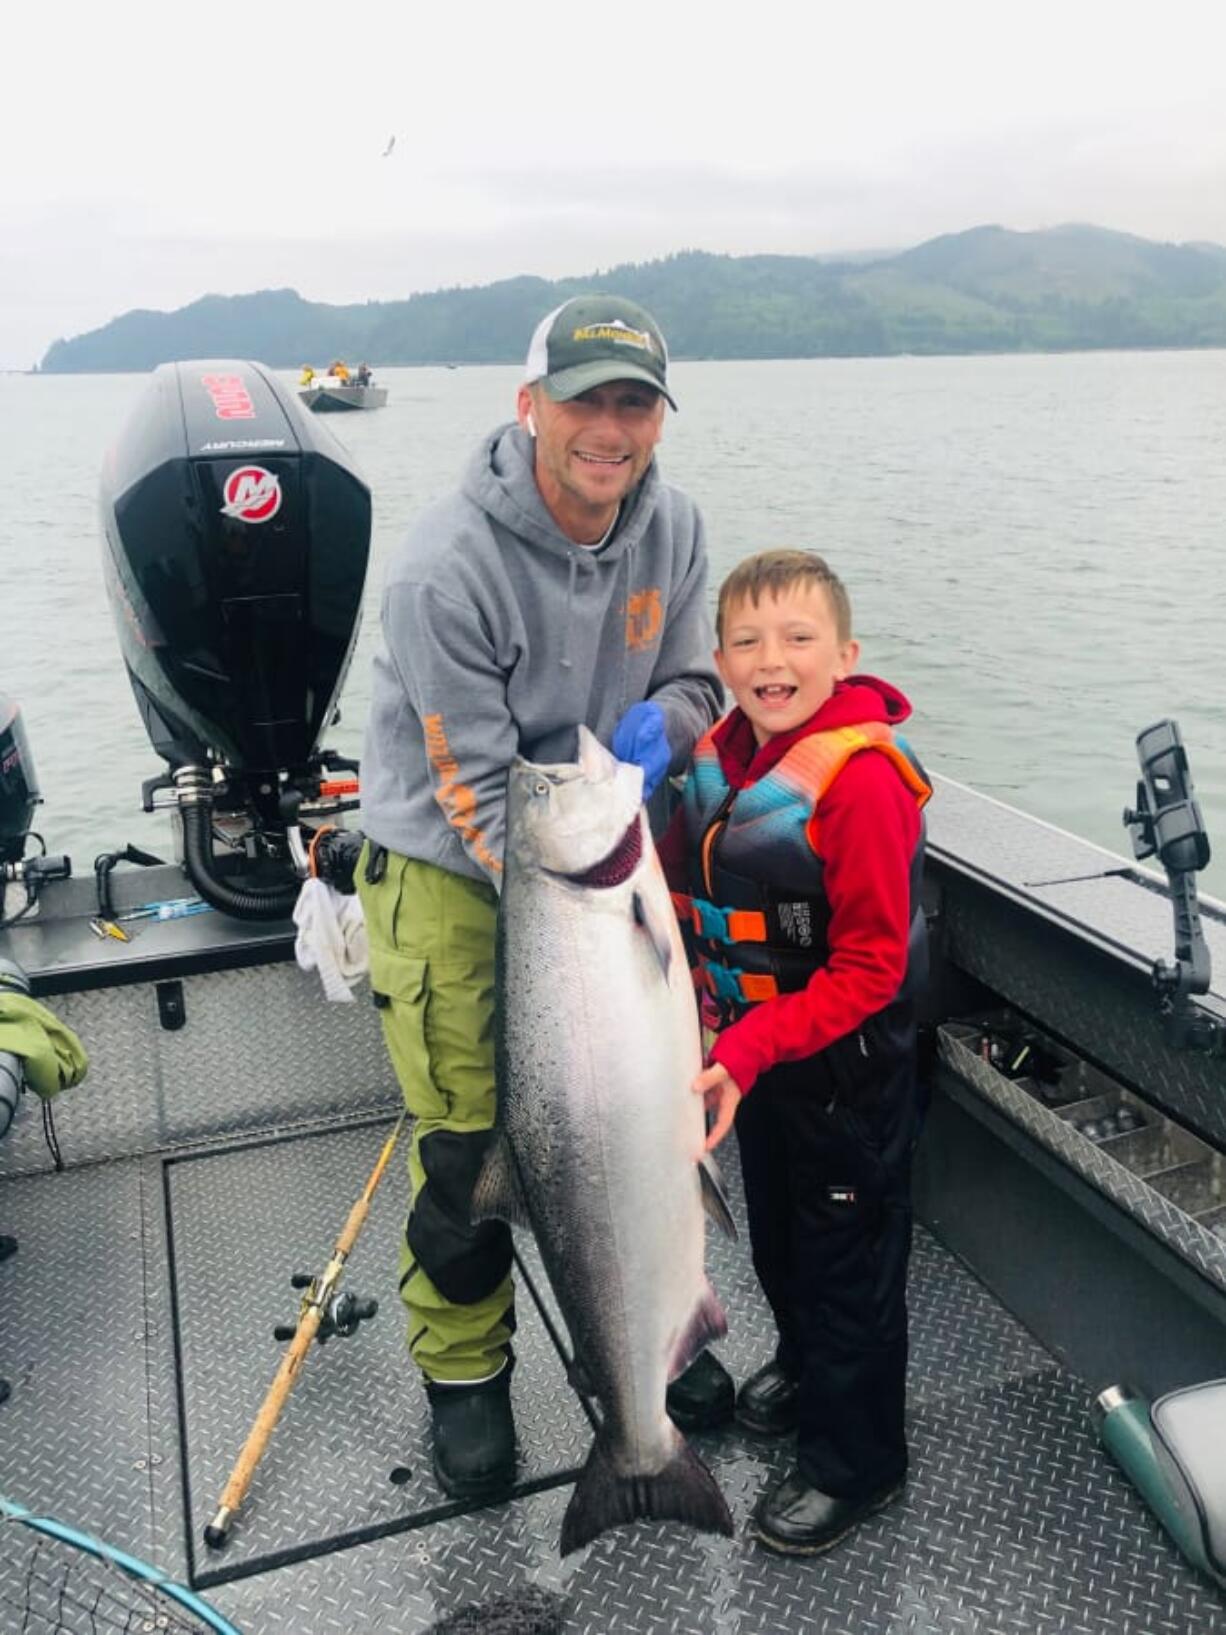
left=519, top=380, right=665, bottom=544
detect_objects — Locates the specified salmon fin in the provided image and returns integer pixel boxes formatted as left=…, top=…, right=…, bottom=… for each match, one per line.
left=632, top=889, right=672, bottom=980
left=698, top=1152, right=738, bottom=1240
left=560, top=1433, right=733, bottom=1555
left=471, top=1131, right=533, bottom=1230
left=668, top=1279, right=728, bottom=1381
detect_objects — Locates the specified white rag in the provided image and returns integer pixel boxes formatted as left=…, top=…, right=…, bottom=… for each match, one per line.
left=293, top=878, right=369, bottom=1003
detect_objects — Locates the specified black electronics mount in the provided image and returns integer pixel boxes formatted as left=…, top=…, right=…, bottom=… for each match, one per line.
left=1124, top=719, right=1224, bottom=1054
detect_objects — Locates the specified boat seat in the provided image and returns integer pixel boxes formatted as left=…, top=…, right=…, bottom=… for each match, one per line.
left=1151, top=1378, right=1226, bottom=1583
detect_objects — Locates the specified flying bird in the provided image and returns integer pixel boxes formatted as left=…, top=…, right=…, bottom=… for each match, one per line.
left=381, top=135, right=396, bottom=158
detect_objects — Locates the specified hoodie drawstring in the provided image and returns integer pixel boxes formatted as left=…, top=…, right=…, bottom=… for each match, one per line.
left=618, top=544, right=632, bottom=706
left=560, top=551, right=578, bottom=669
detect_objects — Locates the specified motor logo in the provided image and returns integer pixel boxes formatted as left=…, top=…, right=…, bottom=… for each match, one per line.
left=201, top=372, right=255, bottom=420
left=220, top=465, right=282, bottom=524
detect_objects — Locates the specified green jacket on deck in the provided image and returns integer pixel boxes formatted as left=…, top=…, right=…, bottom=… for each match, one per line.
left=0, top=993, right=89, bottom=1098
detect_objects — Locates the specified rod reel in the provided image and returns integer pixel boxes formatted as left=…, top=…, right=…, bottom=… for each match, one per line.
left=273, top=1273, right=379, bottom=1345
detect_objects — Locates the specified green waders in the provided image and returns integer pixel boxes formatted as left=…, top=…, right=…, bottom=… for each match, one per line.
left=357, top=846, right=514, bottom=1383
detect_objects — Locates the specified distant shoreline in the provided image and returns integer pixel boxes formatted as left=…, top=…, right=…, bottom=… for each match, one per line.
left=36, top=225, right=1226, bottom=375
left=17, top=339, right=1226, bottom=378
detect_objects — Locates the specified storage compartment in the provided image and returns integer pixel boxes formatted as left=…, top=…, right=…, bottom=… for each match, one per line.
left=1056, top=1090, right=1156, bottom=1150
left=1148, top=1155, right=1224, bottom=1218
left=938, top=1008, right=1226, bottom=1293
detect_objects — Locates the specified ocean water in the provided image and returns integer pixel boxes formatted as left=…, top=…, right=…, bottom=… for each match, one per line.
left=1, top=351, right=1223, bottom=898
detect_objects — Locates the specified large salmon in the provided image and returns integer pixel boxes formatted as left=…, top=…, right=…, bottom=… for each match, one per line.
left=473, top=727, right=736, bottom=1555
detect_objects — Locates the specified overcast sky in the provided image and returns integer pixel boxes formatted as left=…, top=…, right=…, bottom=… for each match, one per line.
left=5, top=1, right=1226, bottom=369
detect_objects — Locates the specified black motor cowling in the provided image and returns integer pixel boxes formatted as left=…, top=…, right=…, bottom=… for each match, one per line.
left=0, top=697, right=70, bottom=927
left=100, top=361, right=371, bottom=918
left=0, top=694, right=39, bottom=868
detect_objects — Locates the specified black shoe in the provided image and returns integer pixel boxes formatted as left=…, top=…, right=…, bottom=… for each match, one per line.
left=752, top=1468, right=905, bottom=1555
left=666, top=1349, right=735, bottom=1432
left=0, top=1236, right=16, bottom=1264
left=735, top=1360, right=800, bottom=1436
left=0, top=1379, right=9, bottom=1407
left=426, top=1365, right=517, bottom=1502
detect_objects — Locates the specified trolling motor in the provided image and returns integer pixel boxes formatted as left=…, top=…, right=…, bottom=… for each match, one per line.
left=1123, top=719, right=1224, bottom=1054
left=0, top=694, right=71, bottom=929
left=99, top=362, right=371, bottom=920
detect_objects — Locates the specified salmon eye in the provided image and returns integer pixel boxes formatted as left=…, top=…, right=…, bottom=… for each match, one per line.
left=533, top=781, right=549, bottom=796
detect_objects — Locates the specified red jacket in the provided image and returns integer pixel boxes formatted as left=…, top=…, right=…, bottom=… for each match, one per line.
left=661, top=677, right=924, bottom=1096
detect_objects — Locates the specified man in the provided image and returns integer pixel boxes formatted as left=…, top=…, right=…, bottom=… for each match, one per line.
left=358, top=294, right=729, bottom=1501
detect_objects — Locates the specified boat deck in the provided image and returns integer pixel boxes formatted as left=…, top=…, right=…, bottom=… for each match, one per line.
left=2, top=1106, right=1223, bottom=1634
left=2, top=778, right=1225, bottom=1631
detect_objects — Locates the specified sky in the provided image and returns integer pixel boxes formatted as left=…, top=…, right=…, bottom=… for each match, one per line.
left=5, top=0, right=1226, bottom=369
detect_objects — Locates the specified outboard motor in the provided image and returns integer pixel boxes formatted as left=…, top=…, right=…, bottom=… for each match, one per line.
left=0, top=695, right=71, bottom=926
left=99, top=361, right=371, bottom=919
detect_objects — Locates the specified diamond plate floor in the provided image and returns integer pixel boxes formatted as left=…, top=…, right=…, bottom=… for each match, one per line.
left=166, top=1121, right=591, bottom=1581
left=1, top=1120, right=1224, bottom=1633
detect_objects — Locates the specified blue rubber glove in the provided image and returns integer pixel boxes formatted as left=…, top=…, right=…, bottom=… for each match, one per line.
left=611, top=701, right=671, bottom=801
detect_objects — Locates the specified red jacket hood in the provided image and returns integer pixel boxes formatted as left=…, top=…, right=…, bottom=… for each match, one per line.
left=712, top=675, right=913, bottom=789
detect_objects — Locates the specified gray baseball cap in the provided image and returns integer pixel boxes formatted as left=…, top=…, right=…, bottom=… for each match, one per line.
left=523, top=295, right=676, bottom=410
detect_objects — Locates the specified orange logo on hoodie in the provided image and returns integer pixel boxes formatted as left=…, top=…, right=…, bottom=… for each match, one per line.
left=422, top=713, right=502, bottom=875
left=625, top=588, right=662, bottom=651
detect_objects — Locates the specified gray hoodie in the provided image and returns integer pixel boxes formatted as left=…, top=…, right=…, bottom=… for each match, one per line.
left=360, top=422, right=722, bottom=887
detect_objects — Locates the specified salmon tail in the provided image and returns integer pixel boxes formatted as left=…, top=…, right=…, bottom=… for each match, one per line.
left=667, top=1278, right=728, bottom=1382
left=560, top=1434, right=734, bottom=1556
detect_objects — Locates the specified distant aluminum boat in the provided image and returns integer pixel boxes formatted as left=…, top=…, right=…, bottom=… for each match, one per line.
left=299, top=377, right=387, bottom=412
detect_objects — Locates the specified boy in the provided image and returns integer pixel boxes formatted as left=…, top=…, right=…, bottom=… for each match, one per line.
left=671, top=549, right=931, bottom=1555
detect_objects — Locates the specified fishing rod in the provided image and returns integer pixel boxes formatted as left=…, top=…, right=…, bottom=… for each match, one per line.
left=204, top=1113, right=406, bottom=1549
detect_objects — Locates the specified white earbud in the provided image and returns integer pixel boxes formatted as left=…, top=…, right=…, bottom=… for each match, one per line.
left=525, top=412, right=537, bottom=438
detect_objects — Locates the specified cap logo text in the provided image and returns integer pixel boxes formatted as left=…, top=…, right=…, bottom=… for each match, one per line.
left=573, top=321, right=654, bottom=354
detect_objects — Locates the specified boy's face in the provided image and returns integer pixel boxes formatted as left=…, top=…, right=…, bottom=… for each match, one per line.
left=716, top=583, right=860, bottom=746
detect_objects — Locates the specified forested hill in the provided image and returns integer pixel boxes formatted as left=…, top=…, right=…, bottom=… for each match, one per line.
left=39, top=224, right=1226, bottom=372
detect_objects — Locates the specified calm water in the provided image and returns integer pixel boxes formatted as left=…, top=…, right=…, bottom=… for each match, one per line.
left=1, top=352, right=1223, bottom=897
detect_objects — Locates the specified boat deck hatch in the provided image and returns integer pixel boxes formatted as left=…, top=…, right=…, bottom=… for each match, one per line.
left=165, top=1120, right=589, bottom=1585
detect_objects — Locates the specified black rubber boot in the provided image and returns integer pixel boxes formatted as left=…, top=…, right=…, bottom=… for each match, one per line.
left=736, top=1359, right=800, bottom=1436
left=0, top=1236, right=16, bottom=1264
left=665, top=1349, right=735, bottom=1432
left=752, top=1468, right=905, bottom=1555
left=427, top=1364, right=516, bottom=1502
left=0, top=1379, right=10, bottom=1407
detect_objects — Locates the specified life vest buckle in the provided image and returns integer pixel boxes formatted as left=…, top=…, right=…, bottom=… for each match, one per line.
left=691, top=898, right=769, bottom=945
left=691, top=898, right=731, bottom=941
left=703, top=963, right=779, bottom=1005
